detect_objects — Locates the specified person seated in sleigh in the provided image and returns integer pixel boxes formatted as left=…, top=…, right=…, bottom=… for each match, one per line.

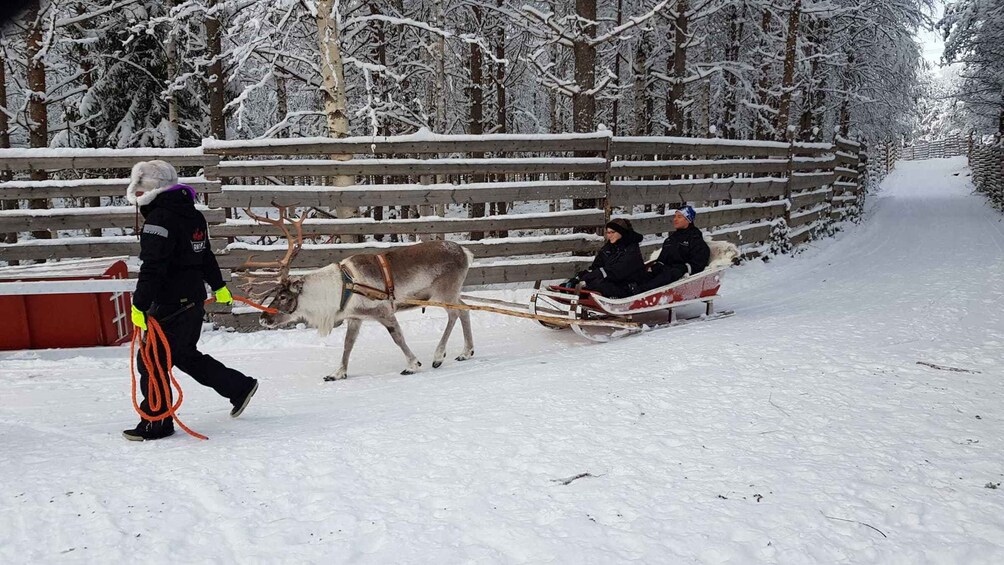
left=562, top=218, right=646, bottom=298
left=638, top=205, right=711, bottom=292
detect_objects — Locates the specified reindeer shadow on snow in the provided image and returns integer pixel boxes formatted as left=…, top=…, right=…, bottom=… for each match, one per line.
left=242, top=207, right=475, bottom=381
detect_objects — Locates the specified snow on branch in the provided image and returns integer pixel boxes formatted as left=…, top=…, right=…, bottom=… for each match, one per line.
left=342, top=14, right=452, bottom=38
left=590, top=0, right=673, bottom=46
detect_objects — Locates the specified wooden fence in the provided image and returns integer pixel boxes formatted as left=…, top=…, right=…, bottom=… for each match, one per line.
left=0, top=133, right=869, bottom=287
left=969, top=140, right=1003, bottom=209
left=900, top=135, right=966, bottom=161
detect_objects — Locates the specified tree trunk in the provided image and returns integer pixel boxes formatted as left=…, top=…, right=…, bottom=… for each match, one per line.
left=754, top=8, right=774, bottom=140
left=1, top=47, right=16, bottom=254
left=430, top=0, right=447, bottom=223
left=666, top=0, right=689, bottom=135
left=80, top=52, right=104, bottom=237
left=493, top=0, right=508, bottom=237
left=797, top=19, right=815, bottom=141
left=723, top=4, right=743, bottom=139
left=433, top=0, right=447, bottom=133
left=26, top=0, right=51, bottom=245
left=610, top=0, right=623, bottom=135
left=775, top=0, right=801, bottom=142
left=372, top=2, right=388, bottom=133
left=632, top=31, right=650, bottom=135
left=838, top=24, right=855, bottom=138
left=812, top=22, right=828, bottom=141
left=468, top=5, right=485, bottom=240
left=838, top=73, right=852, bottom=137
left=206, top=0, right=226, bottom=140
left=701, top=78, right=711, bottom=136
left=165, top=0, right=179, bottom=146
left=316, top=0, right=359, bottom=234
left=275, top=73, right=288, bottom=137
left=572, top=0, right=597, bottom=134
left=572, top=0, right=597, bottom=218
left=317, top=0, right=349, bottom=139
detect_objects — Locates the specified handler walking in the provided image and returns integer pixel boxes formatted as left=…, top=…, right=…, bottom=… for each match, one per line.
left=122, top=160, right=258, bottom=441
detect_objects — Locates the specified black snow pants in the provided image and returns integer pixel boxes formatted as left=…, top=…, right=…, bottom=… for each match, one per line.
left=138, top=302, right=255, bottom=421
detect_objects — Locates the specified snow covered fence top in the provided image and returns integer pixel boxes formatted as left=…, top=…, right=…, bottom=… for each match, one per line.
left=0, top=147, right=217, bottom=172
left=202, top=131, right=613, bottom=156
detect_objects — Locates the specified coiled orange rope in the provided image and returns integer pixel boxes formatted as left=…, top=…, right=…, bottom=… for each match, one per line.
left=128, top=295, right=278, bottom=440
left=129, top=316, right=207, bottom=440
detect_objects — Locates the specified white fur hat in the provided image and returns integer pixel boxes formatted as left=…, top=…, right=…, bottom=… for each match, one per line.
left=126, top=160, right=179, bottom=206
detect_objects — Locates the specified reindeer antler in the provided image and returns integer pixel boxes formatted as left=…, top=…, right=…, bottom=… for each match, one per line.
left=241, top=202, right=308, bottom=284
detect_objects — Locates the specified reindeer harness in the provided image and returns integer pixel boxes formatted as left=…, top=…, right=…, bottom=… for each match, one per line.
left=338, top=254, right=396, bottom=312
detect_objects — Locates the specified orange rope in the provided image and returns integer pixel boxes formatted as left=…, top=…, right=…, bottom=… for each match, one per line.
left=127, top=294, right=276, bottom=441
left=205, top=294, right=279, bottom=314
left=129, top=317, right=207, bottom=441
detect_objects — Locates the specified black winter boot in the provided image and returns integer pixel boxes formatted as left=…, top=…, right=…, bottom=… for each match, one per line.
left=122, top=419, right=175, bottom=441
left=230, top=379, right=259, bottom=418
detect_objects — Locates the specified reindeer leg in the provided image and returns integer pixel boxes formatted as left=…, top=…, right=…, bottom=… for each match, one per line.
left=380, top=316, right=422, bottom=375
left=432, top=309, right=460, bottom=369
left=325, top=318, right=361, bottom=381
left=455, top=309, right=475, bottom=362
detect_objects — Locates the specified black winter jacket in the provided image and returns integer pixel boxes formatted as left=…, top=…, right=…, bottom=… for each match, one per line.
left=583, top=229, right=646, bottom=284
left=653, top=224, right=710, bottom=278
left=132, top=188, right=225, bottom=312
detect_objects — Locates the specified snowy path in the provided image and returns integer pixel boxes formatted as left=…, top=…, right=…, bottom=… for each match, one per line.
left=2, top=156, right=1003, bottom=563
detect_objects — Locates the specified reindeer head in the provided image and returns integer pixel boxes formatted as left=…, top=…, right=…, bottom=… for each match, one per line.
left=258, top=277, right=305, bottom=328
left=239, top=205, right=309, bottom=328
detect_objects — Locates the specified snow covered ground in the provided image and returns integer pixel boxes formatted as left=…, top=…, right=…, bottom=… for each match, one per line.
left=2, top=156, right=1003, bottom=563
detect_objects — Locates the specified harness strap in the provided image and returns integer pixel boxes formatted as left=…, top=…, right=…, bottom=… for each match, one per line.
left=338, top=265, right=357, bottom=313
left=376, top=254, right=395, bottom=300
left=338, top=262, right=393, bottom=313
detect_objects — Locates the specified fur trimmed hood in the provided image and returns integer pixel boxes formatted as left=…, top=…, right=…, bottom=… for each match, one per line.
left=126, top=160, right=184, bottom=206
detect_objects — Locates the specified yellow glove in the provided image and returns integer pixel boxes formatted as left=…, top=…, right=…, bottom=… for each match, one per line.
left=214, top=286, right=233, bottom=305
left=131, top=304, right=147, bottom=331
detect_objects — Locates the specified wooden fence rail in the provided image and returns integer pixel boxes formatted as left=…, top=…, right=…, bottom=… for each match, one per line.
left=969, top=140, right=1004, bottom=210
left=900, top=135, right=967, bottom=161
left=1, top=133, right=873, bottom=287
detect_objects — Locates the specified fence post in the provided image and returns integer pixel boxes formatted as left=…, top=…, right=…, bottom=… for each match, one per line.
left=601, top=134, right=612, bottom=226
left=858, top=139, right=868, bottom=194
left=784, top=138, right=796, bottom=247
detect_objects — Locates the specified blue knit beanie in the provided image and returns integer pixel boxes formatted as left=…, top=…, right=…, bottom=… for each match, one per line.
left=677, top=205, right=696, bottom=224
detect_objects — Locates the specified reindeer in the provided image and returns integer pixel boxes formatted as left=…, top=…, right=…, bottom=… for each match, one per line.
left=242, top=207, right=475, bottom=381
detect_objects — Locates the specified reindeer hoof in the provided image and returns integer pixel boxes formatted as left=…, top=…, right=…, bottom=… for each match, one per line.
left=455, top=351, right=474, bottom=362
left=324, top=372, right=347, bottom=382
left=432, top=360, right=443, bottom=369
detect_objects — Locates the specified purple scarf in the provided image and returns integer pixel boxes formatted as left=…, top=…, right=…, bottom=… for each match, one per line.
left=164, top=184, right=197, bottom=201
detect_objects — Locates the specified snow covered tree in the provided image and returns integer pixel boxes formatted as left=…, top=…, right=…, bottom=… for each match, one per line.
left=939, top=0, right=1004, bottom=138
left=0, top=0, right=934, bottom=151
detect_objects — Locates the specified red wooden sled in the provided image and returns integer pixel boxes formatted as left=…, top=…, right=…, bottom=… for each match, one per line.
left=529, top=264, right=734, bottom=341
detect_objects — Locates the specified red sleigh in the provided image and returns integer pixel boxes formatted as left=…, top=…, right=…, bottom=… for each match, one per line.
left=528, top=241, right=738, bottom=341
